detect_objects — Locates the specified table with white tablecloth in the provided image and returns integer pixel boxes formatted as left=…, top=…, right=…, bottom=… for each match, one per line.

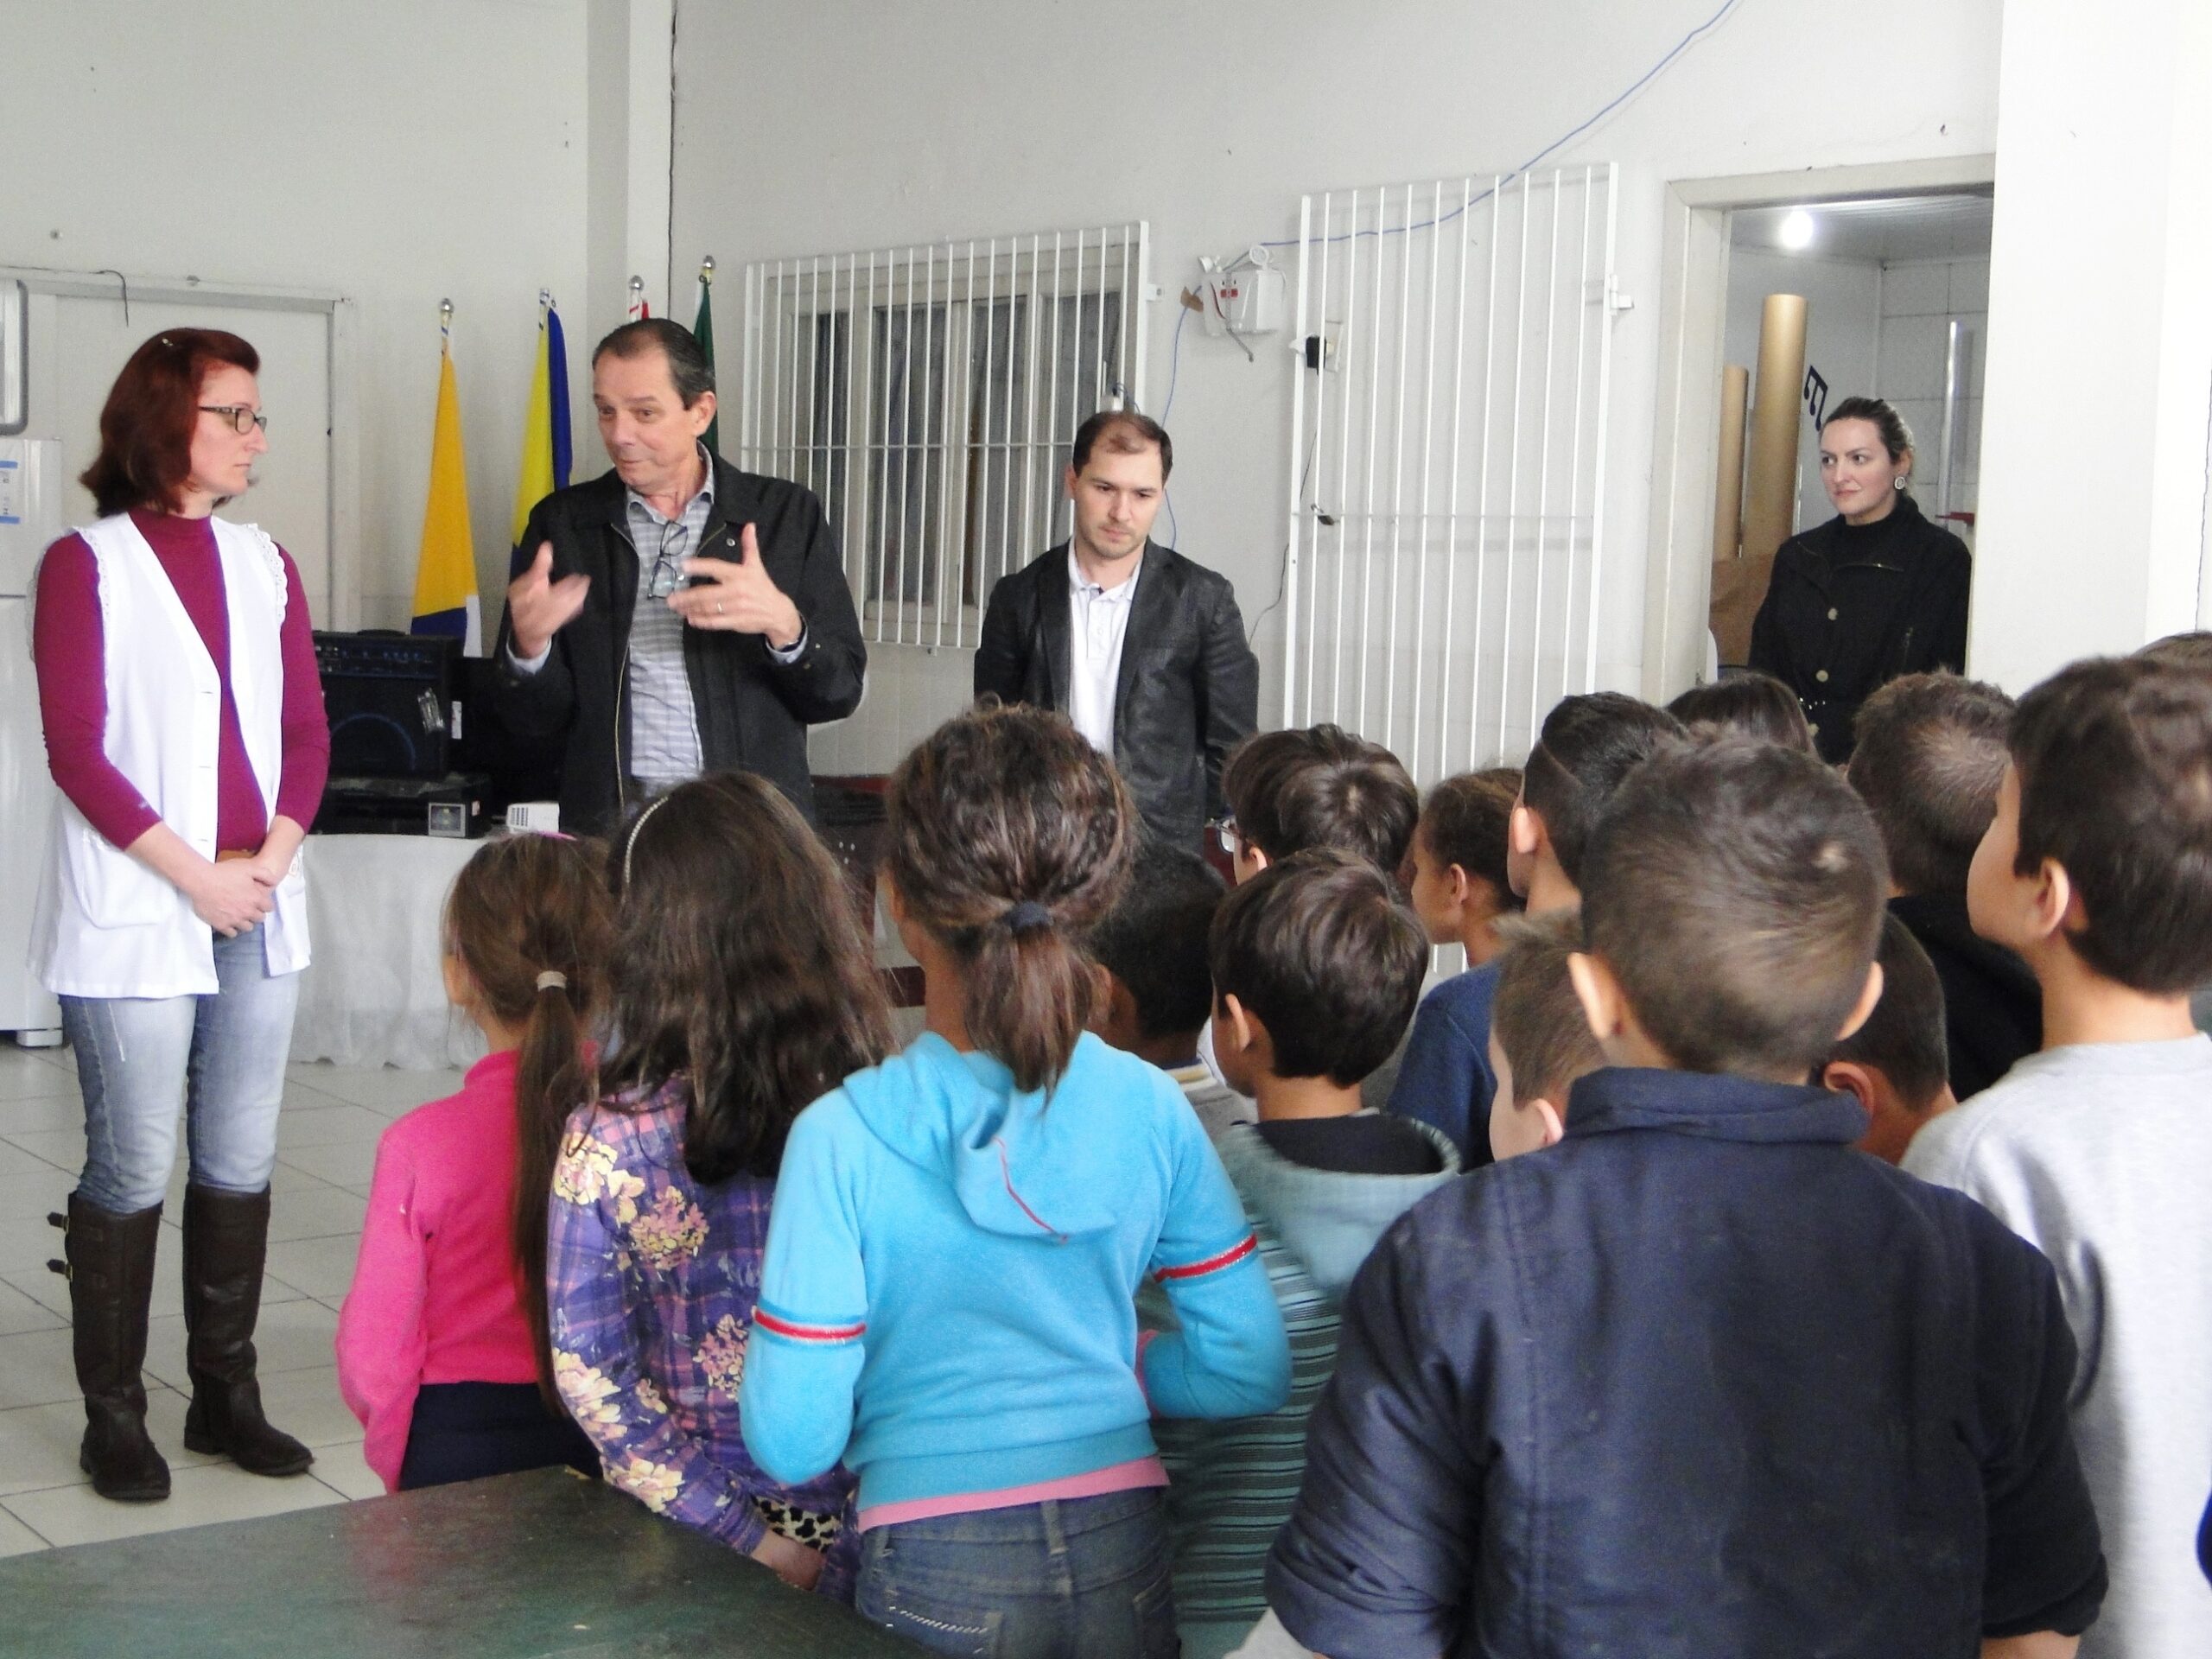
left=291, top=834, right=488, bottom=1070
left=289, top=830, right=925, bottom=1071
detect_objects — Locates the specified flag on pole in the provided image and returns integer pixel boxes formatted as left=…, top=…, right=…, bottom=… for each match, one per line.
left=694, top=264, right=720, bottom=456
left=547, top=302, right=573, bottom=490
left=410, top=326, right=480, bottom=653
left=510, top=304, right=556, bottom=550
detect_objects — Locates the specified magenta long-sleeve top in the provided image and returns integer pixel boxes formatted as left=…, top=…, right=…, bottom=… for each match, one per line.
left=33, top=508, right=330, bottom=852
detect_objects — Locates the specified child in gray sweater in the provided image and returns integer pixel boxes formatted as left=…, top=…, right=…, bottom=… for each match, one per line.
left=1908, top=655, right=2212, bottom=1659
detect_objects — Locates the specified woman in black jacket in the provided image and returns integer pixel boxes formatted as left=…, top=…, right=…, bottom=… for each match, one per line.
left=1749, top=397, right=1971, bottom=762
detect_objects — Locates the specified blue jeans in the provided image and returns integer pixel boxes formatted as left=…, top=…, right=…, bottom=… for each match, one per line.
left=62, top=926, right=301, bottom=1213
left=856, top=1488, right=1178, bottom=1659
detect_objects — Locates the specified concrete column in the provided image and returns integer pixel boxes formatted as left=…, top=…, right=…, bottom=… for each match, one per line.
left=586, top=0, right=675, bottom=340
left=1969, top=0, right=2212, bottom=687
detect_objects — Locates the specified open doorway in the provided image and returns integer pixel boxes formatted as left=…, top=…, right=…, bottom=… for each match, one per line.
left=1637, top=156, right=1997, bottom=703
left=1707, top=190, right=1993, bottom=669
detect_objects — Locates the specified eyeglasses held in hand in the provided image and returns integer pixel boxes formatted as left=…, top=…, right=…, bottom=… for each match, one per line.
left=199, top=405, right=268, bottom=435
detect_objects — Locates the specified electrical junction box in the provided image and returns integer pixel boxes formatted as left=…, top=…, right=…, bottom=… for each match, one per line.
left=1197, top=254, right=1288, bottom=340
left=1221, top=262, right=1287, bottom=336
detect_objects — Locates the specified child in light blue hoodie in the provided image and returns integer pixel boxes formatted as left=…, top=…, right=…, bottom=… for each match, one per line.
left=741, top=705, right=1290, bottom=1659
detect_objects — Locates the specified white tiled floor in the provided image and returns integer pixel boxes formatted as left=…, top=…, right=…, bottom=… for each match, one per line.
left=0, top=1039, right=463, bottom=1552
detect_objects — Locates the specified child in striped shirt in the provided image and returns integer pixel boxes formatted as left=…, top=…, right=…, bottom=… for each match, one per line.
left=1151, top=850, right=1457, bottom=1659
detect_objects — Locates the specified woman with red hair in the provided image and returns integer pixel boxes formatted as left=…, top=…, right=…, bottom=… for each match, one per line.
left=33, top=329, right=329, bottom=1503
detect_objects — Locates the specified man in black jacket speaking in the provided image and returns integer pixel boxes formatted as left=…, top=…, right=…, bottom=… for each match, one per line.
left=975, top=411, right=1258, bottom=849
left=491, top=319, right=865, bottom=835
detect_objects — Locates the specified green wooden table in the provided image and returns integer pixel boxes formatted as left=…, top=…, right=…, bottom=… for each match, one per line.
left=0, top=1468, right=925, bottom=1657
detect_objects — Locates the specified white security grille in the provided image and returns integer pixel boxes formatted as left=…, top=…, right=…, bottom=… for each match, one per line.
left=1283, top=166, right=1621, bottom=781
left=737, top=225, right=1149, bottom=648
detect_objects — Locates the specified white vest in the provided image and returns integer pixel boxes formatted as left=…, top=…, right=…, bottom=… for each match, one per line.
left=33, top=513, right=311, bottom=998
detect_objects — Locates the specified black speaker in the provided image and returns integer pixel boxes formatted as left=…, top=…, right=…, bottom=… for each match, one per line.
left=314, top=631, right=454, bottom=779
left=451, top=654, right=566, bottom=815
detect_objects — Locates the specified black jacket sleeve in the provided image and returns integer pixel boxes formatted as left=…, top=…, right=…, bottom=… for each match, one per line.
left=1746, top=549, right=1797, bottom=690
left=1267, top=1211, right=1486, bottom=1658
left=974, top=575, right=1027, bottom=707
left=1196, top=576, right=1259, bottom=820
left=1924, top=546, right=1972, bottom=677
left=760, top=494, right=866, bottom=724
left=489, top=499, right=579, bottom=742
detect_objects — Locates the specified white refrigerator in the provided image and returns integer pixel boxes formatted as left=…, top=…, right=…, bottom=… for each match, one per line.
left=0, top=435, right=63, bottom=1044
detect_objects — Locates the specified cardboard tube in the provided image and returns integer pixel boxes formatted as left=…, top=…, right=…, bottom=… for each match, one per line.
left=1713, top=364, right=1750, bottom=563
left=1742, top=295, right=1808, bottom=565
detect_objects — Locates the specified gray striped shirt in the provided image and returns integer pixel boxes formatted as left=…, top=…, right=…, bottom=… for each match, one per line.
left=621, top=462, right=716, bottom=789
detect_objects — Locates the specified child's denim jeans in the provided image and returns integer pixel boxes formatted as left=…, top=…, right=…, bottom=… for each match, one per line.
left=856, top=1487, right=1176, bottom=1659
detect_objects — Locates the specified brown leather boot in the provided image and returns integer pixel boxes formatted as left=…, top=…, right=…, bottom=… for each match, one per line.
left=49, top=1194, right=171, bottom=1503
left=179, top=1185, right=313, bottom=1477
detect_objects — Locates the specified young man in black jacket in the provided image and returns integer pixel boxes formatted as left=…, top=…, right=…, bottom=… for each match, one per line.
left=492, top=319, right=865, bottom=835
left=974, top=410, right=1257, bottom=851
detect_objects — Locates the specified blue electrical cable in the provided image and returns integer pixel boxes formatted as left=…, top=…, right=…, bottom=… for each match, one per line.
left=1260, top=0, right=1743, bottom=250
left=1158, top=304, right=1191, bottom=546
left=1146, top=2, right=1738, bottom=549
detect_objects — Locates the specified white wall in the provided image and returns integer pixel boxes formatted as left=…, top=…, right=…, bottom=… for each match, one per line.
left=1873, top=255, right=1987, bottom=526
left=0, top=0, right=602, bottom=630
left=1972, top=0, right=2211, bottom=685
left=670, top=0, right=2003, bottom=772
left=1722, top=250, right=1881, bottom=536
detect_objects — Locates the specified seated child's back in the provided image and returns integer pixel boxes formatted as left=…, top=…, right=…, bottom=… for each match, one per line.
left=742, top=707, right=1289, bottom=1657
left=1149, top=850, right=1455, bottom=1658
left=337, top=832, right=608, bottom=1492
left=548, top=777, right=894, bottom=1598
left=1272, top=737, right=2107, bottom=1659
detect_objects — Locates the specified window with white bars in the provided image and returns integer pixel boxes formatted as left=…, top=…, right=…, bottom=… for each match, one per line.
left=1284, top=166, right=1622, bottom=785
left=736, top=225, right=1149, bottom=648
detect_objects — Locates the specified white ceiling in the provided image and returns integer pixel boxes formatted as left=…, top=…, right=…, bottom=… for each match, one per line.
left=1732, top=192, right=1994, bottom=264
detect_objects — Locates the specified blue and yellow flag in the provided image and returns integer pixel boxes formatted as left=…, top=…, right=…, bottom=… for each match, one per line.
left=547, top=302, right=573, bottom=490
left=410, top=340, right=480, bottom=652
left=510, top=313, right=556, bottom=550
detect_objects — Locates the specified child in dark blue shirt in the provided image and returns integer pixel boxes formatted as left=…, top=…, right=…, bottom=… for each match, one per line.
left=1387, top=694, right=1680, bottom=1164
left=1272, top=736, right=2107, bottom=1659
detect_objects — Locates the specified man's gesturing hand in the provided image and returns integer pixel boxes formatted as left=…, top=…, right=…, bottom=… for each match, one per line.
left=506, top=542, right=591, bottom=660
left=667, top=523, right=804, bottom=648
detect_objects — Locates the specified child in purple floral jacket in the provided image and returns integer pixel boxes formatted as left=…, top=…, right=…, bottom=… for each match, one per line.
left=546, top=775, right=894, bottom=1598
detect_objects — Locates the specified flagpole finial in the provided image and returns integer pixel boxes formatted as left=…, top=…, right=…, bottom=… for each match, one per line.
left=439, top=298, right=453, bottom=337
left=538, top=288, right=552, bottom=311
left=699, top=256, right=715, bottom=286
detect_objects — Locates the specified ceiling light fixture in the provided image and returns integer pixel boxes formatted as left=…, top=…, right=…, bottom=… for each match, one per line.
left=1780, top=209, right=1816, bottom=251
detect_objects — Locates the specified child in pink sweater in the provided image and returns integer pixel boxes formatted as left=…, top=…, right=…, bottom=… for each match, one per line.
left=335, top=834, right=611, bottom=1491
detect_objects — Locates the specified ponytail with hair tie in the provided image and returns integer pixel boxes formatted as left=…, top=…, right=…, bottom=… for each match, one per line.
left=442, top=832, right=613, bottom=1408
left=885, top=704, right=1136, bottom=1095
